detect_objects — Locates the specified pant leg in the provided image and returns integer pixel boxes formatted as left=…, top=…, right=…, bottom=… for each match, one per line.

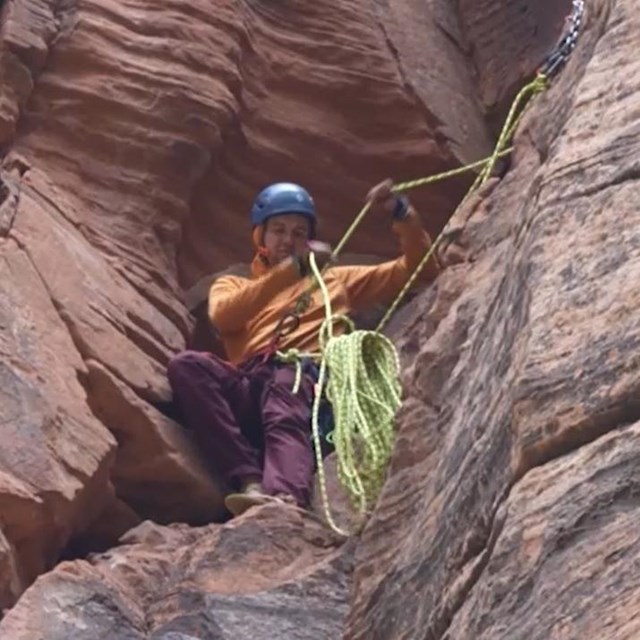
left=259, top=364, right=315, bottom=507
left=167, top=350, right=262, bottom=489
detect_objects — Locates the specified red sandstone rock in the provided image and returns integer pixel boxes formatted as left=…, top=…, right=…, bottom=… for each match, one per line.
left=2, top=0, right=636, bottom=638
left=0, top=238, right=115, bottom=610
left=2, top=0, right=489, bottom=609
left=346, top=1, right=640, bottom=638
left=0, top=505, right=350, bottom=639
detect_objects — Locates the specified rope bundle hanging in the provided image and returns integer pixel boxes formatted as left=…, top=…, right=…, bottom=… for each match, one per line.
left=324, top=331, right=400, bottom=503
left=308, top=254, right=401, bottom=537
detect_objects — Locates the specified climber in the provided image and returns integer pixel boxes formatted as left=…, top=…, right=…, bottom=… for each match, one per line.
left=167, top=180, right=439, bottom=517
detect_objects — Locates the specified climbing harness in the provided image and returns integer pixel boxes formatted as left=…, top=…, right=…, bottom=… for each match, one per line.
left=272, top=3, right=586, bottom=537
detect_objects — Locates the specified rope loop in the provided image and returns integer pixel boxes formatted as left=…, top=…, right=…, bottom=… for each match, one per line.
left=306, top=254, right=402, bottom=537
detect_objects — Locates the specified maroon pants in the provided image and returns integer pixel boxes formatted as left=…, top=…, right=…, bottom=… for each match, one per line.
left=167, top=351, right=315, bottom=506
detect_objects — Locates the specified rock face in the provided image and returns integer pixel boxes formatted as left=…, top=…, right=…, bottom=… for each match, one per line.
left=346, top=0, right=640, bottom=638
left=1, top=0, right=638, bottom=638
left=0, top=505, right=351, bottom=639
left=0, top=233, right=116, bottom=602
left=2, top=0, right=563, bottom=611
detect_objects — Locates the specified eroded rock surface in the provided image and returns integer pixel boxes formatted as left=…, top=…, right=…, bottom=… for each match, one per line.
left=346, top=1, right=640, bottom=638
left=2, top=0, right=636, bottom=638
left=446, top=421, right=640, bottom=640
left=0, top=505, right=351, bottom=639
left=2, top=0, right=552, bottom=609
left=0, top=237, right=115, bottom=603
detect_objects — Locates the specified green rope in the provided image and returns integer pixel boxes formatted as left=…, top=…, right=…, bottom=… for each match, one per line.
left=281, top=73, right=549, bottom=537
left=291, top=146, right=516, bottom=316
left=276, top=348, right=321, bottom=394
left=375, top=72, right=548, bottom=331
left=389, top=147, right=513, bottom=194
left=308, top=253, right=402, bottom=537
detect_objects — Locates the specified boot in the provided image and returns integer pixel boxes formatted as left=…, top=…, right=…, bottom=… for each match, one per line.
left=224, top=483, right=296, bottom=517
left=224, top=482, right=270, bottom=516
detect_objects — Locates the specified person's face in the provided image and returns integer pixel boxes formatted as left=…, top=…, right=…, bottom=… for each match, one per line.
left=262, top=214, right=311, bottom=265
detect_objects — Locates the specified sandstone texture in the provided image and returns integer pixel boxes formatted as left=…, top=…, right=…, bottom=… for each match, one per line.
left=1, top=0, right=638, bottom=638
left=0, top=505, right=350, bottom=639
left=346, top=0, right=640, bottom=638
left=3, top=0, right=555, bottom=610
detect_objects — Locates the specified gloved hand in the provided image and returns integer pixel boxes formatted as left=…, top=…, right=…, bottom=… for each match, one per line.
left=366, top=178, right=410, bottom=220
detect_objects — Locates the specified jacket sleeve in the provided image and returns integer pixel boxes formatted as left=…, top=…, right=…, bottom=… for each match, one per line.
left=208, top=260, right=300, bottom=334
left=335, top=208, right=439, bottom=312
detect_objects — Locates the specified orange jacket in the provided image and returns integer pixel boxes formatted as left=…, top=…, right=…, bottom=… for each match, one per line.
left=208, top=209, right=438, bottom=364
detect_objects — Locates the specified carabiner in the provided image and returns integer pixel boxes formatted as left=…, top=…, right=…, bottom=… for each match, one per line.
left=273, top=311, right=300, bottom=340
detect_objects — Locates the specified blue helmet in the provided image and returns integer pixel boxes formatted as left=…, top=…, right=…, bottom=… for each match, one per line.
left=250, top=183, right=316, bottom=237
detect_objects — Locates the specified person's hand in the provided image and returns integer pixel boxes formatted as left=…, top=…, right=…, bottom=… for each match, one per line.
left=294, top=240, right=333, bottom=277
left=366, top=178, right=396, bottom=214
left=306, top=240, right=333, bottom=270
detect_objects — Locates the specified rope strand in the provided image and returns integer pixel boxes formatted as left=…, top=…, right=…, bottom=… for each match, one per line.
left=376, top=73, right=548, bottom=332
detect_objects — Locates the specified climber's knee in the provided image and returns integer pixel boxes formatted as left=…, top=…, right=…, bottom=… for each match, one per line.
left=167, top=350, right=211, bottom=389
